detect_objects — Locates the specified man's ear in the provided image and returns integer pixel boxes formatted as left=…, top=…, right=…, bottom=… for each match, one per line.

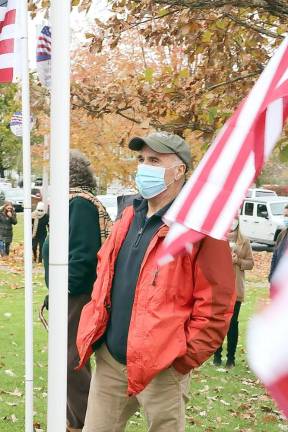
left=175, top=164, right=186, bottom=180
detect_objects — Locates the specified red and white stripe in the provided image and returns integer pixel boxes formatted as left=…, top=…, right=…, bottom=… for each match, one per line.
left=0, top=0, right=19, bottom=83
left=247, top=248, right=288, bottom=417
left=37, top=36, right=51, bottom=55
left=158, top=37, right=288, bottom=265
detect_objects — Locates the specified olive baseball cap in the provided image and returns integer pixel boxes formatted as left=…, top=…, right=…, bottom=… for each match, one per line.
left=128, top=132, right=192, bottom=168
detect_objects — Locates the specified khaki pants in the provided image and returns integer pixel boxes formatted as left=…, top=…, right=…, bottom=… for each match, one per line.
left=83, top=344, right=191, bottom=432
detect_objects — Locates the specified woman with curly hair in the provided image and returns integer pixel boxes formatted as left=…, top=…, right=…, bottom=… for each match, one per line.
left=43, top=150, right=112, bottom=432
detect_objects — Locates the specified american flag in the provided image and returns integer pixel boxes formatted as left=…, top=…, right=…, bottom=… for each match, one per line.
left=0, top=0, right=19, bottom=83
left=158, top=37, right=288, bottom=265
left=10, top=110, right=22, bottom=136
left=36, top=25, right=51, bottom=88
left=10, top=110, right=21, bottom=124
left=10, top=111, right=34, bottom=137
left=247, top=247, right=288, bottom=417
left=36, top=25, right=51, bottom=62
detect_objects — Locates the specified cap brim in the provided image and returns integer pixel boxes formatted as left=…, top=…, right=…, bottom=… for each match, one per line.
left=128, top=136, right=175, bottom=154
left=128, top=137, right=147, bottom=151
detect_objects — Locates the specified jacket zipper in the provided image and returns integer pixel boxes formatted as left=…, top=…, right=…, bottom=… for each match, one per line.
left=134, top=227, right=144, bottom=247
left=102, top=211, right=132, bottom=313
left=127, top=226, right=166, bottom=381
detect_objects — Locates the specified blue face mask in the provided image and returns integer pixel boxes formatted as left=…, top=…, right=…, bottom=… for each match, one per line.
left=135, top=164, right=170, bottom=199
left=283, top=217, right=288, bottom=228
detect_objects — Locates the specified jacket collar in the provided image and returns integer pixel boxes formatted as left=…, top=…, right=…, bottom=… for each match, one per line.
left=132, top=196, right=174, bottom=219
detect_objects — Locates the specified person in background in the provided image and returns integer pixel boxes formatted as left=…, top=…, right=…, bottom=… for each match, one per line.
left=213, top=216, right=254, bottom=368
left=0, top=190, right=5, bottom=206
left=43, top=150, right=112, bottom=432
left=32, top=201, right=49, bottom=263
left=77, top=132, right=235, bottom=432
left=269, top=204, right=288, bottom=286
left=0, top=202, right=17, bottom=256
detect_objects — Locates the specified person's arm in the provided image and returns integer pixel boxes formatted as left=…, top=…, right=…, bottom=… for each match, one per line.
left=42, top=236, right=49, bottom=288
left=268, top=248, right=278, bottom=282
left=268, top=232, right=285, bottom=282
left=10, top=209, right=17, bottom=225
left=173, top=237, right=236, bottom=374
left=237, top=240, right=254, bottom=271
left=69, top=198, right=101, bottom=296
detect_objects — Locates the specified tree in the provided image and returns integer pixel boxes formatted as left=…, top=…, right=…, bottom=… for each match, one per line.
left=0, top=77, right=47, bottom=179
left=0, top=85, right=21, bottom=177
left=31, top=1, right=288, bottom=18
left=69, top=1, right=287, bottom=141
left=31, top=0, right=288, bottom=170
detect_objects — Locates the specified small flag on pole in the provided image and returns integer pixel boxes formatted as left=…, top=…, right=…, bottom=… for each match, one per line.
left=247, top=248, right=288, bottom=417
left=0, top=0, right=20, bottom=83
left=10, top=111, right=34, bottom=137
left=158, top=37, right=288, bottom=265
left=36, top=25, right=51, bottom=88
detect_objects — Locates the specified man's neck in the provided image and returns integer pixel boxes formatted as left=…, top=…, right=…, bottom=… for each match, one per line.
left=146, top=182, right=184, bottom=218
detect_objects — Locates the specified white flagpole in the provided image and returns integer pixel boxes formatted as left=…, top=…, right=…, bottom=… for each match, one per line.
left=21, top=2, right=33, bottom=431
left=42, top=134, right=49, bottom=212
left=47, top=1, right=70, bottom=431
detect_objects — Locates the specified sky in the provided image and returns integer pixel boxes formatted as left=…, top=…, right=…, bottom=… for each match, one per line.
left=28, top=0, right=109, bottom=69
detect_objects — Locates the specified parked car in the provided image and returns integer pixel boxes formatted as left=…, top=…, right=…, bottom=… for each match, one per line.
left=34, top=177, right=43, bottom=186
left=240, top=197, right=288, bottom=246
left=245, top=188, right=277, bottom=198
left=2, top=188, right=24, bottom=212
left=97, top=194, right=117, bottom=221
left=0, top=180, right=12, bottom=190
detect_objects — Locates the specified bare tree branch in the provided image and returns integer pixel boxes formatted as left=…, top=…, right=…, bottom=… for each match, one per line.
left=206, top=70, right=262, bottom=91
left=224, top=12, right=284, bottom=39
left=151, top=119, right=214, bottom=133
left=115, top=109, right=141, bottom=124
left=151, top=0, right=288, bottom=17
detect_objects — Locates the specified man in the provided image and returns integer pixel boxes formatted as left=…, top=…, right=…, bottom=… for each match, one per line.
left=269, top=204, right=288, bottom=284
left=77, top=132, right=235, bottom=432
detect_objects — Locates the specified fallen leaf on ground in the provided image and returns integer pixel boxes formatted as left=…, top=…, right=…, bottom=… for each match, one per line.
left=4, top=369, right=16, bottom=377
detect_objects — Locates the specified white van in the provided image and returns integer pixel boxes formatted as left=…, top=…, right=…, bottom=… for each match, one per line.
left=239, top=197, right=288, bottom=245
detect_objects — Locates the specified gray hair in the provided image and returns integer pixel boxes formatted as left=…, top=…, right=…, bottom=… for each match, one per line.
left=69, top=150, right=96, bottom=189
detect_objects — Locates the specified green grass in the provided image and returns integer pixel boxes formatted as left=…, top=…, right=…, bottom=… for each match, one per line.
left=13, top=212, right=25, bottom=245
left=0, top=214, right=287, bottom=431
left=0, top=214, right=48, bottom=431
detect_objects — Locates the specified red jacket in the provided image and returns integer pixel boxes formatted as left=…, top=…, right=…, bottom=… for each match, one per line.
left=77, top=206, right=235, bottom=395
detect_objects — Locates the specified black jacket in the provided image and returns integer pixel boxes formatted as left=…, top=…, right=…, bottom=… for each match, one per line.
left=43, top=196, right=101, bottom=295
left=269, top=229, right=288, bottom=281
left=32, top=214, right=49, bottom=240
left=0, top=209, right=17, bottom=243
